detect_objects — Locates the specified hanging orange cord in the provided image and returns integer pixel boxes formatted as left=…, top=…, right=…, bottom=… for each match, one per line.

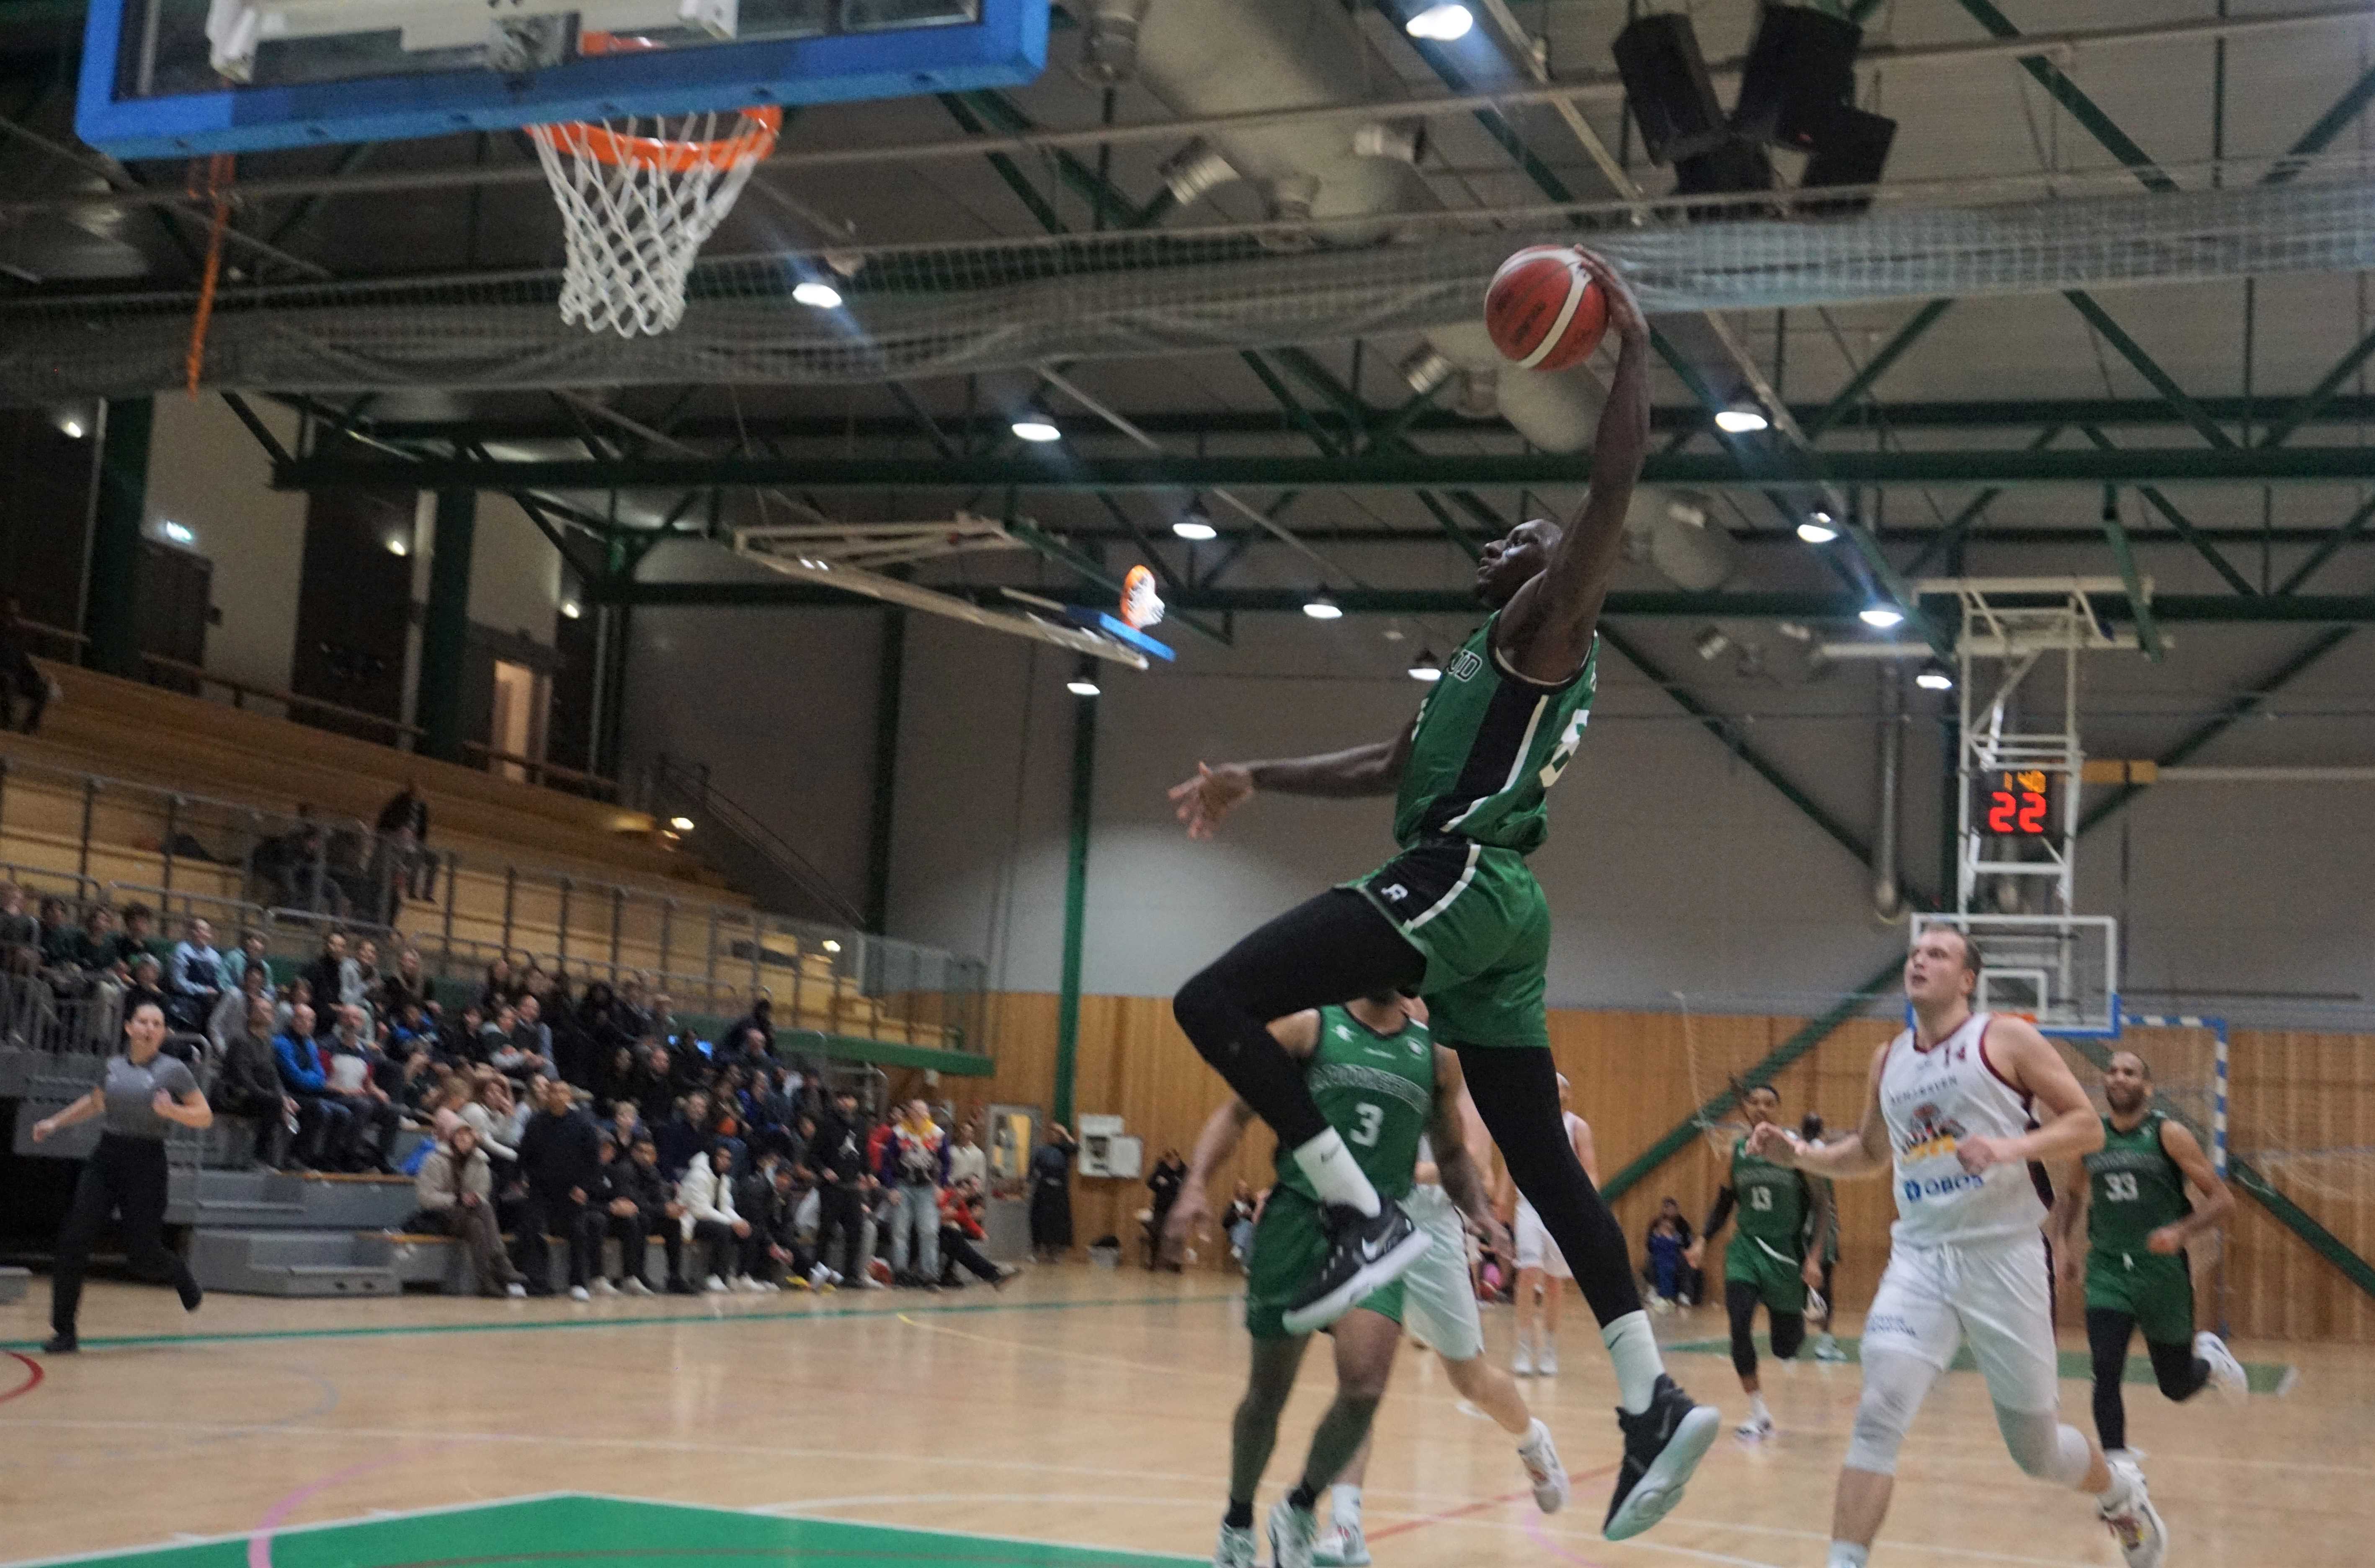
left=184, top=151, right=235, bottom=395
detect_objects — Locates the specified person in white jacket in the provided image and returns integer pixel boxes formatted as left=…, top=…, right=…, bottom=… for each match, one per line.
left=676, top=1142, right=754, bottom=1293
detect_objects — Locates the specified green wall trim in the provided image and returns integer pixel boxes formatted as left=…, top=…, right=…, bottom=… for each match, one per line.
left=85, top=396, right=152, bottom=680
left=417, top=488, right=476, bottom=763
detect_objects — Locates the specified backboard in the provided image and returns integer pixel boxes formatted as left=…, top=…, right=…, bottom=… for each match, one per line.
left=1910, top=911, right=2120, bottom=1038
left=77, top=0, right=1047, bottom=157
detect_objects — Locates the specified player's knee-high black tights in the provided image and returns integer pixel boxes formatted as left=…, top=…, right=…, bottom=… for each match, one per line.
left=2085, top=1307, right=2209, bottom=1451
left=1457, top=1044, right=1645, bottom=1329
left=1173, top=888, right=1424, bottom=1150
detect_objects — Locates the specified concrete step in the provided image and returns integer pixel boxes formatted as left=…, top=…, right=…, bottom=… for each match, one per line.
left=0, top=1265, right=27, bottom=1305
left=188, top=1228, right=401, bottom=1297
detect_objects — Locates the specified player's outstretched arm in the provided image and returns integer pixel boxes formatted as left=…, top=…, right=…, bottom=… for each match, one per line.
left=2151, top=1118, right=2236, bottom=1251
left=1495, top=250, right=1650, bottom=685
left=1167, top=718, right=1419, bottom=838
left=1954, top=1020, right=2105, bottom=1173
left=1754, top=1043, right=1892, bottom=1178
left=1427, top=1048, right=1511, bottom=1258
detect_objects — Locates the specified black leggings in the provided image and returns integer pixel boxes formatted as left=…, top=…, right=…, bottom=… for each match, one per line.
left=51, top=1135, right=200, bottom=1337
left=2085, top=1307, right=2208, bottom=1452
left=1173, top=887, right=1424, bottom=1150
left=1725, top=1277, right=1805, bottom=1379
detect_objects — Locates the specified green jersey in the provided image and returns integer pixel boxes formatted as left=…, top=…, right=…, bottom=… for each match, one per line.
left=1272, top=1004, right=1436, bottom=1207
left=1730, top=1137, right=1808, bottom=1255
left=2084, top=1111, right=2191, bottom=1261
left=1392, top=615, right=1598, bottom=854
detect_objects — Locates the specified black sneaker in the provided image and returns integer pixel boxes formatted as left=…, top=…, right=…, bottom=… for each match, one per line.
left=1280, top=1200, right=1430, bottom=1336
left=178, top=1277, right=204, bottom=1313
left=1603, top=1374, right=1720, bottom=1540
left=41, top=1332, right=77, bottom=1355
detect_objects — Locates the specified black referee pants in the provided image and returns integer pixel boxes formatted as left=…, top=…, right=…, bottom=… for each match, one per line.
left=51, top=1134, right=200, bottom=1337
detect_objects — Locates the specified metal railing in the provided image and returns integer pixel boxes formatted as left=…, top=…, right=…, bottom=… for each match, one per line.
left=640, top=753, right=861, bottom=926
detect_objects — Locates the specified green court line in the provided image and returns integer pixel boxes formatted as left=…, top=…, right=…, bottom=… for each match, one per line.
left=0, top=1290, right=1239, bottom=1356
left=5, top=1493, right=1204, bottom=1568
left=1663, top=1333, right=2298, bottom=1395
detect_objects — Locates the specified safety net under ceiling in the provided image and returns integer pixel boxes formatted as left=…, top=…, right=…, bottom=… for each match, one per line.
left=6, top=169, right=2374, bottom=400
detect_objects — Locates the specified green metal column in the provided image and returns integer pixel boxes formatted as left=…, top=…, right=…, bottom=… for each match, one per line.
left=418, top=489, right=476, bottom=762
left=1052, top=677, right=1096, bottom=1129
left=595, top=603, right=631, bottom=782
left=864, top=608, right=906, bottom=934
left=84, top=397, right=152, bottom=679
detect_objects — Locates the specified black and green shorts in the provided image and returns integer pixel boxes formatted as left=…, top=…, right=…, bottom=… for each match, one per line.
left=1345, top=841, right=1550, bottom=1052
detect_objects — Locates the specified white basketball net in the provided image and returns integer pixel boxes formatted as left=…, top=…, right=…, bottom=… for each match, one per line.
left=530, top=107, right=777, bottom=338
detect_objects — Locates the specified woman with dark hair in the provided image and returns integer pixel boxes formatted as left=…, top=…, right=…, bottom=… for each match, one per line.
left=31, top=999, right=210, bottom=1352
left=478, top=957, right=511, bottom=1014
left=1029, top=1122, right=1077, bottom=1264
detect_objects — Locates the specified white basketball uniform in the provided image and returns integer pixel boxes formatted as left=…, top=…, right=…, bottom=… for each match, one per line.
left=1512, top=1111, right=1587, bottom=1280
left=1862, top=1011, right=2060, bottom=1413
left=1399, top=1133, right=1486, bottom=1362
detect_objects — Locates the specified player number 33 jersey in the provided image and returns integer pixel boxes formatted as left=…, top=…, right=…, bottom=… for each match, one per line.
left=1879, top=1011, right=2048, bottom=1248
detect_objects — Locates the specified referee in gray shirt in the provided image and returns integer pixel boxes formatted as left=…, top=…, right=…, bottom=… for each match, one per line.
left=31, top=998, right=211, bottom=1353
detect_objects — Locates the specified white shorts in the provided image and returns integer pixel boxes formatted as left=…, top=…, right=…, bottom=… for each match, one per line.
left=1861, top=1232, right=2060, bottom=1413
left=1512, top=1197, right=1570, bottom=1280
left=1400, top=1186, right=1485, bottom=1362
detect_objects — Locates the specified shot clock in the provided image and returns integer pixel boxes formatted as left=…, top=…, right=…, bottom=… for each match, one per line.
left=1977, top=769, right=2055, bottom=838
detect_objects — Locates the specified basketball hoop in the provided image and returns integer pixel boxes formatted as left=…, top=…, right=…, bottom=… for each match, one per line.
left=529, top=34, right=780, bottom=337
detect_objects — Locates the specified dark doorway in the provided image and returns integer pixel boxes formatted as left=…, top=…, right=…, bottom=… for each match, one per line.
left=292, top=490, right=414, bottom=743
left=135, top=536, right=210, bottom=691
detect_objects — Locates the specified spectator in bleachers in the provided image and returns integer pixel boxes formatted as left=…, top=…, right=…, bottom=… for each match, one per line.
left=442, top=1001, right=484, bottom=1063
left=469, top=1072, right=527, bottom=1162
left=414, top=1121, right=529, bottom=1298
left=516, top=1075, right=603, bottom=1300
left=347, top=939, right=381, bottom=1021
left=614, top=975, right=654, bottom=1043
left=594, top=1044, right=637, bottom=1116
left=164, top=918, right=224, bottom=1034
left=215, top=996, right=297, bottom=1169
left=375, top=780, right=433, bottom=908
left=725, top=993, right=776, bottom=1059
left=604, top=1097, right=642, bottom=1154
left=1029, top=1122, right=1076, bottom=1264
left=274, top=1002, right=355, bottom=1171
left=948, top=1117, right=988, bottom=1193
left=37, top=897, right=85, bottom=982
left=209, top=954, right=273, bottom=1060
left=633, top=1045, right=677, bottom=1124
left=516, top=960, right=549, bottom=1008
left=117, top=903, right=157, bottom=965
left=378, top=946, right=426, bottom=1022
left=276, top=975, right=313, bottom=1038
left=301, top=932, right=347, bottom=1029
left=744, top=1156, right=810, bottom=1290
left=0, top=883, right=40, bottom=976
left=476, top=957, right=511, bottom=1014
left=655, top=1088, right=710, bottom=1181
left=938, top=1177, right=1016, bottom=1289
left=0, top=596, right=52, bottom=734
left=219, top=928, right=271, bottom=995
left=812, top=1088, right=870, bottom=1285
left=479, top=1003, right=517, bottom=1065
left=125, top=954, right=170, bottom=1028
left=614, top=1133, right=687, bottom=1294
left=881, top=1098, right=949, bottom=1289
left=493, top=995, right=553, bottom=1081
left=387, top=1001, right=436, bottom=1063
left=676, top=1139, right=752, bottom=1293
left=326, top=1004, right=404, bottom=1172
left=649, top=993, right=681, bottom=1052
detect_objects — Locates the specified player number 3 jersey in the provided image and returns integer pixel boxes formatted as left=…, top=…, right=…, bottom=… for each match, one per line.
left=1393, top=614, right=1597, bottom=855
left=1879, top=1011, right=2048, bottom=1248
left=1272, top=1005, right=1435, bottom=1207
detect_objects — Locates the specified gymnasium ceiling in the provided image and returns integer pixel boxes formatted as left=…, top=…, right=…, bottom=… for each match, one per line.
left=7, top=0, right=2375, bottom=827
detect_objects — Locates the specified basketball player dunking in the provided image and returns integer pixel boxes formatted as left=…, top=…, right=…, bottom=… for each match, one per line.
left=1749, top=927, right=2166, bottom=1568
left=1167, top=250, right=1717, bottom=1541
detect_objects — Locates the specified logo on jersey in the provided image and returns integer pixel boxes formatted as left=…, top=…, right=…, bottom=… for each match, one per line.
left=1447, top=648, right=1485, bottom=682
left=1377, top=883, right=1409, bottom=903
left=1896, top=1101, right=1967, bottom=1163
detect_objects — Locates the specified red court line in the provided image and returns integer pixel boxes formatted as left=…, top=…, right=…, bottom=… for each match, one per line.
left=1364, top=1462, right=1617, bottom=1544
left=0, top=1351, right=43, bottom=1404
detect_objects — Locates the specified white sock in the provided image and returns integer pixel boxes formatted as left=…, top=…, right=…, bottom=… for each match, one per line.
left=1290, top=1129, right=1381, bottom=1217
left=1601, top=1310, right=1664, bottom=1414
left=1748, top=1392, right=1771, bottom=1425
left=1330, top=1484, right=1362, bottom=1532
left=1827, top=1543, right=1870, bottom=1568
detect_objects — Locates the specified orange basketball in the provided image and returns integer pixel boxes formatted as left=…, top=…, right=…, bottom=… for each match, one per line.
left=1485, top=245, right=1609, bottom=371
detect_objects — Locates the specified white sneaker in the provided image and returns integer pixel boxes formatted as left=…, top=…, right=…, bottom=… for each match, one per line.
left=591, top=1278, right=618, bottom=1297
left=1517, top=1418, right=1569, bottom=1514
left=1537, top=1342, right=1559, bottom=1375
left=1310, top=1523, right=1370, bottom=1566
left=704, top=1274, right=729, bottom=1293
left=2194, top=1331, right=2248, bottom=1402
left=1512, top=1338, right=1536, bottom=1377
left=1734, top=1414, right=1774, bottom=1442
left=2098, top=1459, right=2167, bottom=1568
left=858, top=1274, right=886, bottom=1289
left=1267, top=1499, right=1318, bottom=1568
left=505, top=1282, right=527, bottom=1299
left=1212, top=1522, right=1256, bottom=1568
left=735, top=1275, right=767, bottom=1293
left=1813, top=1333, right=1848, bottom=1363
left=568, top=1285, right=591, bottom=1302
left=621, top=1277, right=653, bottom=1296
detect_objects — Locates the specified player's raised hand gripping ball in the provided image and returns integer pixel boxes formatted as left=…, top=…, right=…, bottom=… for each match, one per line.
left=1486, top=244, right=1612, bottom=370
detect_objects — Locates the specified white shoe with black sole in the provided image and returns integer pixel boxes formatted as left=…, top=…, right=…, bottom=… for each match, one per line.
left=1280, top=1202, right=1430, bottom=1336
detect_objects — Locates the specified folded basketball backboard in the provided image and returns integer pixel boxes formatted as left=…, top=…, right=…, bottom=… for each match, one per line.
left=77, top=0, right=1047, bottom=157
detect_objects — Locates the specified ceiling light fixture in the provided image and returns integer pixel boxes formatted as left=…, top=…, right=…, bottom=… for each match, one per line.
left=1302, top=594, right=1344, bottom=621
left=1407, top=649, right=1443, bottom=682
left=668, top=815, right=696, bottom=832
left=1713, top=402, right=1770, bottom=434
left=1859, top=604, right=1906, bottom=629
left=1067, top=655, right=1101, bottom=698
left=822, top=939, right=842, bottom=954
left=58, top=417, right=85, bottom=439
left=1405, top=2, right=1474, bottom=41
left=159, top=520, right=194, bottom=546
left=560, top=600, right=583, bottom=620
left=1011, top=413, right=1061, bottom=443
left=1797, top=511, right=1838, bottom=544
left=1694, top=626, right=1732, bottom=662
left=1172, top=505, right=1217, bottom=542
left=1915, top=667, right=1955, bottom=691
left=387, top=535, right=410, bottom=557
left=791, top=280, right=843, bottom=309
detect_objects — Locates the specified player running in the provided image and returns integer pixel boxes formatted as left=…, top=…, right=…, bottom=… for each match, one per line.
left=2050, top=1050, right=2248, bottom=1459
left=1167, top=249, right=1715, bottom=1541
left=1686, top=1083, right=1831, bottom=1440
left=1505, top=1074, right=1594, bottom=1376
left=1748, top=927, right=2168, bottom=1568
left=1177, top=992, right=1565, bottom=1568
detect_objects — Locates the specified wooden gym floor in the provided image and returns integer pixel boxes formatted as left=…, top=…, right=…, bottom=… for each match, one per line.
left=0, top=1268, right=2359, bottom=1568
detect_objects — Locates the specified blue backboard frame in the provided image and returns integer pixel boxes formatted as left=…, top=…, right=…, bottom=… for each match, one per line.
left=76, top=0, right=1047, bottom=157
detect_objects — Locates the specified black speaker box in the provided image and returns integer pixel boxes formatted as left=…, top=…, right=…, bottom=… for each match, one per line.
left=1800, top=103, right=1898, bottom=214
left=1612, top=13, right=1729, bottom=166
left=1673, top=135, right=1776, bottom=222
left=1732, top=4, right=1862, bottom=150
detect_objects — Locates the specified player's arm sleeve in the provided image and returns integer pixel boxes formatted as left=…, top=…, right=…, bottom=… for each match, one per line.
left=1701, top=1185, right=1735, bottom=1240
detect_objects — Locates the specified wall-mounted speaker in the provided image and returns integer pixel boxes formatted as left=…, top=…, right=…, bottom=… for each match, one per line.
left=1800, top=104, right=1898, bottom=214
left=1612, top=13, right=1728, bottom=166
left=1731, top=4, right=1862, bottom=150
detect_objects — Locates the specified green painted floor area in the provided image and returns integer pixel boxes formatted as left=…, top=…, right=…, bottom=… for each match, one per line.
left=10, top=1493, right=1200, bottom=1568
left=1664, top=1333, right=2298, bottom=1395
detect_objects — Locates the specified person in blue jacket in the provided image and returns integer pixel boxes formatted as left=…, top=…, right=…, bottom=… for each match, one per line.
left=273, top=1001, right=355, bottom=1171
